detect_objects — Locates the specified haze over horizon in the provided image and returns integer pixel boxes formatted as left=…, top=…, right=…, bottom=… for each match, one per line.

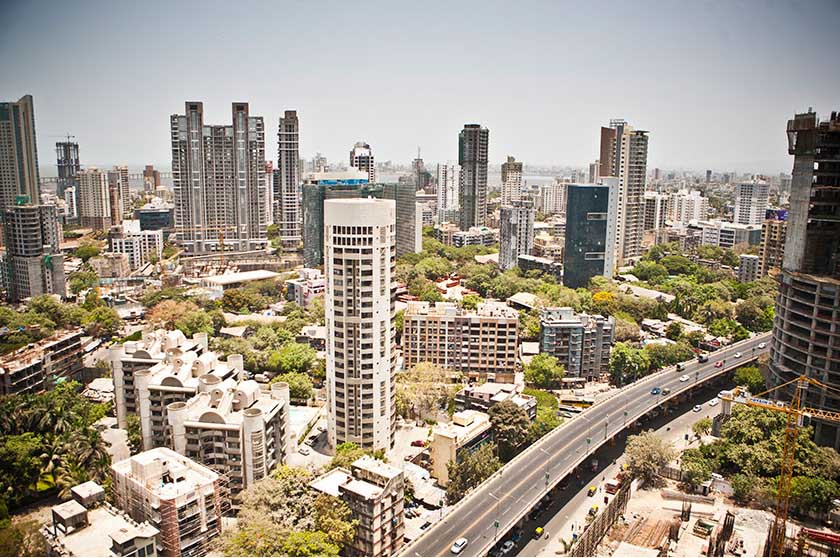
left=2, top=0, right=838, bottom=175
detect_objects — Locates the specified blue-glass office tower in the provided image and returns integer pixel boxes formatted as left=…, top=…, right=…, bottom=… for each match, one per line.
left=563, top=184, right=612, bottom=289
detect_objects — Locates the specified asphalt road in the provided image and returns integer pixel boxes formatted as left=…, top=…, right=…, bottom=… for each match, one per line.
left=401, top=332, right=772, bottom=557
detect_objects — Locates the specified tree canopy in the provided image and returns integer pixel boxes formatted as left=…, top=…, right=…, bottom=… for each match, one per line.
left=488, top=400, right=531, bottom=461
left=625, top=431, right=676, bottom=484
left=445, top=443, right=502, bottom=504
left=524, top=354, right=565, bottom=388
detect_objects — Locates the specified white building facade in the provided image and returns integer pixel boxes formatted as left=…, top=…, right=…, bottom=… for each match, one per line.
left=436, top=162, right=460, bottom=224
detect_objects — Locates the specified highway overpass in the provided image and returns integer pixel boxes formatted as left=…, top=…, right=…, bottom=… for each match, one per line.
left=401, top=332, right=772, bottom=557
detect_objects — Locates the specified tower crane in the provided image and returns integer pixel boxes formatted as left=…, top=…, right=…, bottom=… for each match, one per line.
left=722, top=375, right=840, bottom=556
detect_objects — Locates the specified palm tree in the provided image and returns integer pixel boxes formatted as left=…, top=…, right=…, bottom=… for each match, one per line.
left=55, top=456, right=89, bottom=500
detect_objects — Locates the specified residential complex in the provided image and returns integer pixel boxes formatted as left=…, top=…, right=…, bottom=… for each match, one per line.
left=738, top=254, right=760, bottom=283
left=109, top=165, right=130, bottom=221
left=436, top=161, right=460, bottom=223
left=539, top=308, right=614, bottom=381
left=770, top=109, right=840, bottom=448
left=563, top=183, right=615, bottom=288
left=0, top=95, right=40, bottom=213
left=111, top=448, right=229, bottom=557
left=643, top=191, right=668, bottom=232
left=108, top=220, right=164, bottom=270
left=599, top=119, right=648, bottom=265
left=539, top=180, right=567, bottom=216
left=324, top=198, right=397, bottom=451
left=171, top=101, right=268, bottom=255
left=402, top=300, right=519, bottom=383
left=285, top=267, right=325, bottom=307
left=135, top=199, right=174, bottom=231
left=454, top=383, right=537, bottom=419
left=458, top=124, right=489, bottom=230
left=0, top=328, right=83, bottom=395
left=77, top=167, right=113, bottom=229
left=1, top=201, right=65, bottom=301
left=55, top=140, right=80, bottom=199
left=275, top=110, right=301, bottom=249
left=433, top=223, right=497, bottom=247
left=734, top=180, right=770, bottom=226
left=310, top=456, right=405, bottom=557
left=759, top=218, right=787, bottom=277
left=667, top=189, right=708, bottom=224
left=697, top=219, right=762, bottom=249
left=350, top=141, right=376, bottom=183
left=430, top=410, right=491, bottom=486
left=501, top=155, right=523, bottom=206
left=499, top=199, right=535, bottom=270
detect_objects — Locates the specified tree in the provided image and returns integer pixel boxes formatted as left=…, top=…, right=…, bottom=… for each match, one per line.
left=609, top=343, right=651, bottom=385
left=148, top=300, right=199, bottom=330
left=460, top=293, right=482, bottom=311
left=446, top=443, right=502, bottom=504
left=126, top=414, right=142, bottom=454
left=735, top=296, right=775, bottom=332
left=69, top=270, right=98, bottom=295
left=680, top=448, right=713, bottom=486
left=660, top=254, right=696, bottom=275
left=734, top=365, right=764, bottom=394
left=313, top=493, right=357, bottom=548
left=83, top=306, right=123, bottom=338
left=524, top=354, right=565, bottom=388
left=282, top=531, right=340, bottom=557
left=644, top=342, right=694, bottom=373
left=789, top=476, right=839, bottom=514
left=731, top=473, right=757, bottom=504
left=74, top=243, right=100, bottom=262
left=327, top=442, right=386, bottom=472
left=665, top=322, right=683, bottom=341
left=632, top=260, right=669, bottom=284
left=624, top=431, right=676, bottom=485
left=692, top=418, right=712, bottom=439
left=0, top=520, right=49, bottom=557
left=415, top=256, right=451, bottom=280
left=270, top=372, right=313, bottom=402
left=174, top=310, right=214, bottom=337
left=488, top=400, right=531, bottom=461
left=266, top=343, right=317, bottom=375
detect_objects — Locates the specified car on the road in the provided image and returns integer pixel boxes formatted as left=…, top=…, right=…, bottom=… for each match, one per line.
left=420, top=521, right=432, bottom=531
left=560, top=411, right=573, bottom=418
left=679, top=374, right=689, bottom=382
left=534, top=527, right=545, bottom=539
left=298, top=446, right=310, bottom=456
left=758, top=342, right=767, bottom=349
left=499, top=541, right=515, bottom=556
left=676, top=363, right=685, bottom=371
left=661, top=388, right=671, bottom=395
left=715, top=361, right=723, bottom=368
left=650, top=387, right=661, bottom=395
left=734, top=352, right=742, bottom=358
left=411, top=440, right=425, bottom=447
left=709, top=398, right=720, bottom=407
left=698, top=354, right=709, bottom=363
left=587, top=485, right=597, bottom=496
left=451, top=538, right=469, bottom=554
left=588, top=505, right=599, bottom=517
left=693, top=405, right=703, bottom=413
left=404, top=454, right=414, bottom=461
left=528, top=507, right=543, bottom=521
left=305, top=438, right=316, bottom=446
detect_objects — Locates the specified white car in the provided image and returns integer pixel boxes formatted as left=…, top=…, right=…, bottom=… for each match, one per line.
left=679, top=375, right=689, bottom=382
left=451, top=538, right=469, bottom=554
left=499, top=540, right=515, bottom=556
left=734, top=352, right=742, bottom=358
left=758, top=342, right=767, bottom=349
left=298, top=446, right=310, bottom=456
left=708, top=398, right=720, bottom=407
left=693, top=405, right=703, bottom=413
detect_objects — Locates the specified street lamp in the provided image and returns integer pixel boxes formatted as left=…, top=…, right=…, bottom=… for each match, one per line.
left=489, top=492, right=501, bottom=543
left=539, top=448, right=550, bottom=487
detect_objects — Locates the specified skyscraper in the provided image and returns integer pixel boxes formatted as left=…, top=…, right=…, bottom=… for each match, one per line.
left=350, top=141, right=375, bottom=183
left=436, top=162, right=460, bottom=224
left=77, top=167, right=112, bottom=230
left=325, top=198, right=396, bottom=451
left=599, top=119, right=648, bottom=266
left=2, top=200, right=65, bottom=302
left=563, top=183, right=615, bottom=288
left=539, top=180, right=567, bottom=216
left=108, top=165, right=129, bottom=222
left=171, top=102, right=268, bottom=254
left=501, top=155, right=523, bottom=206
left=734, top=181, right=770, bottom=226
left=56, top=141, right=80, bottom=199
left=499, top=200, right=534, bottom=270
left=458, top=124, right=489, bottom=230
left=275, top=110, right=301, bottom=250
left=0, top=95, right=40, bottom=212
left=770, top=109, right=840, bottom=447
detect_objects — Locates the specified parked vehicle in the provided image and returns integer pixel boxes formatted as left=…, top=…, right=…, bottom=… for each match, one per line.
left=693, top=405, right=703, bottom=412
left=411, top=440, right=425, bottom=447
left=298, top=446, right=310, bottom=456
left=451, top=538, right=469, bottom=554
left=605, top=476, right=623, bottom=494
left=590, top=459, right=599, bottom=472
left=420, top=521, right=432, bottom=531
left=709, top=398, right=720, bottom=407
left=499, top=541, right=515, bottom=556
left=534, top=527, right=544, bottom=539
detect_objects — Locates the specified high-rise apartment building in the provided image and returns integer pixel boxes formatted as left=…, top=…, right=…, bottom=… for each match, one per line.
left=667, top=189, right=708, bottom=224
left=499, top=200, right=535, bottom=270
left=599, top=119, right=648, bottom=265
left=108, top=165, right=130, bottom=222
left=108, top=220, right=163, bottom=270
left=734, top=181, right=770, bottom=225
left=458, top=124, right=489, bottom=230
left=643, top=191, right=668, bottom=231
left=383, top=182, right=419, bottom=257
left=588, top=160, right=600, bottom=184
left=171, top=102, right=268, bottom=254
left=275, top=110, right=301, bottom=249
left=436, top=162, right=460, bottom=224
left=325, top=198, right=396, bottom=451
left=143, top=165, right=161, bottom=191
left=759, top=218, right=787, bottom=277
left=402, top=301, right=519, bottom=383
left=350, top=141, right=375, bottom=183
left=77, top=167, right=112, bottom=230
left=563, top=183, right=615, bottom=288
left=0, top=95, right=40, bottom=213
left=737, top=254, right=760, bottom=283
left=539, top=180, right=567, bottom=216
left=501, top=155, right=523, bottom=206
left=1, top=201, right=65, bottom=302
left=539, top=308, right=614, bottom=381
left=111, top=448, right=228, bottom=558
left=56, top=141, right=80, bottom=199
left=770, top=110, right=840, bottom=448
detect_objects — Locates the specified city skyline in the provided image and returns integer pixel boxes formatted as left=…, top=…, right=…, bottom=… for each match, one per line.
left=2, top=1, right=839, bottom=174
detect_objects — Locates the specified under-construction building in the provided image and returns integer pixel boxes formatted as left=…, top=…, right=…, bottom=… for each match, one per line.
left=111, top=448, right=229, bottom=557
left=770, top=109, right=840, bottom=448
left=0, top=328, right=83, bottom=395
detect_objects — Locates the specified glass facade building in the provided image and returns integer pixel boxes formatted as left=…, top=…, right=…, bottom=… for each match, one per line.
left=563, top=184, right=610, bottom=289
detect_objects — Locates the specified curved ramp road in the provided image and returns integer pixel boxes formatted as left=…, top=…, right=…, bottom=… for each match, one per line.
left=401, top=333, right=771, bottom=557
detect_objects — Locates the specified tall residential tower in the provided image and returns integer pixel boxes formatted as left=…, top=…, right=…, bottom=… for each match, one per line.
left=0, top=95, right=40, bottom=212
left=458, top=124, right=489, bottom=230
left=501, top=156, right=523, bottom=206
left=56, top=141, right=80, bottom=199
left=275, top=110, right=301, bottom=249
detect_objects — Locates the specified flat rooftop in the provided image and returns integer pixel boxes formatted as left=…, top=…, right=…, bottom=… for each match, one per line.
left=203, top=269, right=281, bottom=286
left=50, top=505, right=158, bottom=557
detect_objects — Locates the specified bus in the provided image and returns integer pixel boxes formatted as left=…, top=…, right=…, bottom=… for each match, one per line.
left=556, top=404, right=583, bottom=414
left=558, top=396, right=595, bottom=409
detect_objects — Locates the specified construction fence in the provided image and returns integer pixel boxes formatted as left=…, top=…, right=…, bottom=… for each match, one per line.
left=567, top=479, right=634, bottom=557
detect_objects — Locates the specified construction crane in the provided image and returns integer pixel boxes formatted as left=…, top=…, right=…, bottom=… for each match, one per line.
left=722, top=375, right=840, bottom=556
left=172, top=225, right=237, bottom=267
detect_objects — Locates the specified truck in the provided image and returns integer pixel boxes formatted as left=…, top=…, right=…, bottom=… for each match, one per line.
left=605, top=478, right=621, bottom=494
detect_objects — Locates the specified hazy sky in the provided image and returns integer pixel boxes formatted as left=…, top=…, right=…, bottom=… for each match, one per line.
left=2, top=0, right=838, bottom=174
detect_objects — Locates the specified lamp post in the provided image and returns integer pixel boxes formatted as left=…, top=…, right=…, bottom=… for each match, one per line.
left=539, top=448, right=550, bottom=487
left=489, top=492, right=501, bottom=543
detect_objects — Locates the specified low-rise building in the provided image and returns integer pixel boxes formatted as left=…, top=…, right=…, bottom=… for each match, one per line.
left=45, top=483, right=159, bottom=558
left=737, top=254, right=760, bottom=283
left=111, top=448, right=229, bottom=558
left=310, top=456, right=404, bottom=557
left=108, top=220, right=164, bottom=270
left=0, top=328, right=83, bottom=395
left=402, top=301, right=519, bottom=383
left=696, top=219, right=762, bottom=249
left=434, top=224, right=498, bottom=247
left=454, top=383, right=536, bottom=419
left=532, top=231, right=564, bottom=260
left=429, top=410, right=492, bottom=486
left=285, top=268, right=325, bottom=307
left=89, top=252, right=131, bottom=278
left=539, top=308, right=614, bottom=381
left=201, top=269, right=281, bottom=291
left=167, top=379, right=289, bottom=494
left=517, top=254, right=562, bottom=280
left=134, top=199, right=174, bottom=231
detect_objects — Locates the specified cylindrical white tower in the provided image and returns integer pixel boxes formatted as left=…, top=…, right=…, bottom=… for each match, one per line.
left=324, top=198, right=396, bottom=451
